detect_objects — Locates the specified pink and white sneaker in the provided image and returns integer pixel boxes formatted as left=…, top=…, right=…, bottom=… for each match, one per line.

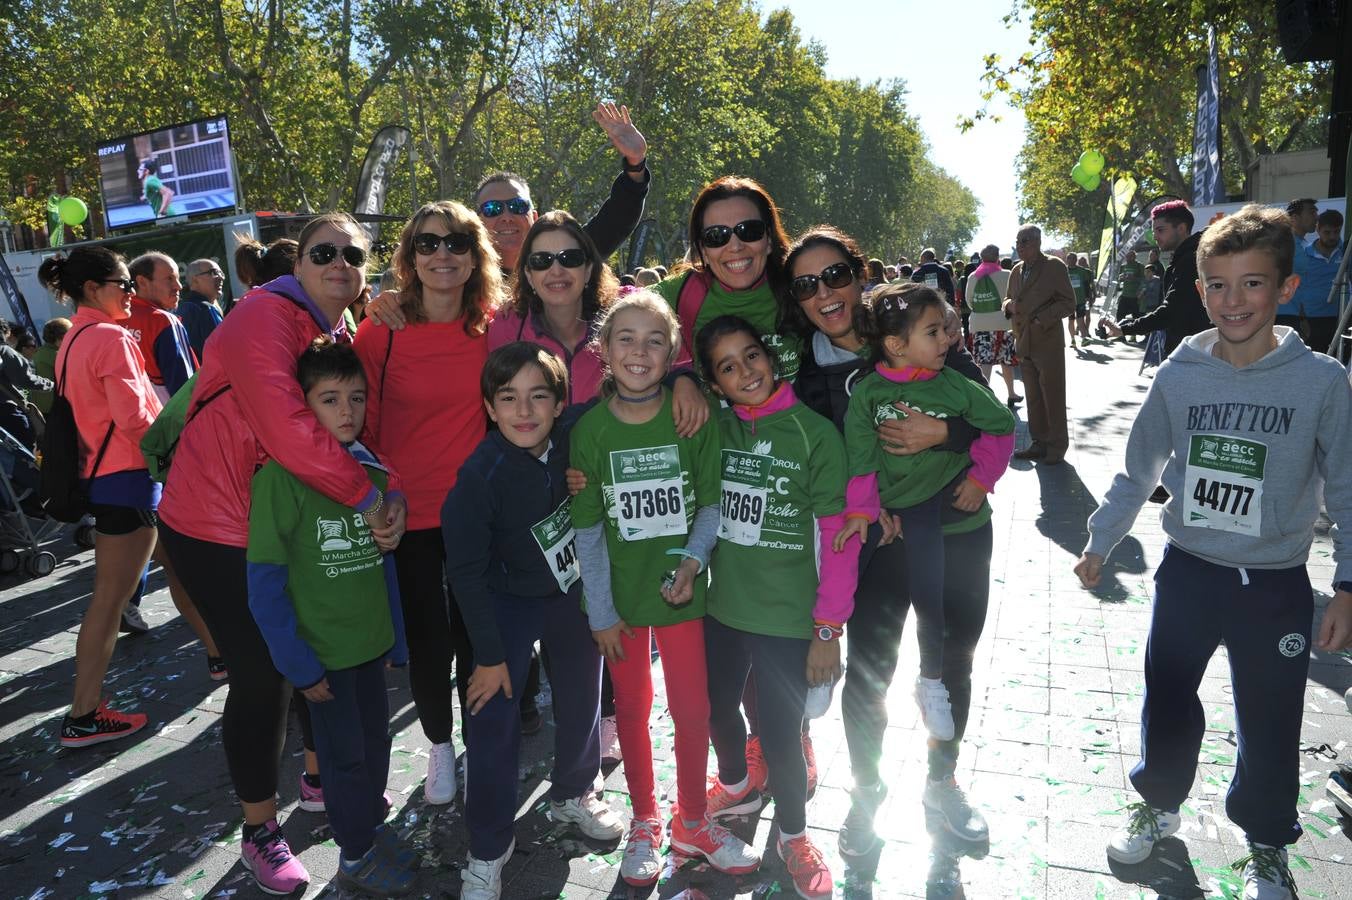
left=241, top=818, right=310, bottom=896
left=298, top=772, right=325, bottom=812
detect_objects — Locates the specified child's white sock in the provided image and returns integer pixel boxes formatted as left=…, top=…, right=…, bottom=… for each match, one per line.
left=722, top=775, right=749, bottom=794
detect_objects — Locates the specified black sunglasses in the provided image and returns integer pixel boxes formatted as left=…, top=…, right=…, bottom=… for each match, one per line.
left=99, top=277, right=134, bottom=293
left=307, top=243, right=368, bottom=267
left=478, top=197, right=532, bottom=218
left=526, top=249, right=589, bottom=271
left=790, top=262, right=855, bottom=301
left=413, top=232, right=473, bottom=256
left=700, top=219, right=767, bottom=248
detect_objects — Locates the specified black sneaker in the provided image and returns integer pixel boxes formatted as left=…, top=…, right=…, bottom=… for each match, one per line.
left=60, top=701, right=148, bottom=748
left=520, top=703, right=543, bottom=736
left=207, top=656, right=229, bottom=682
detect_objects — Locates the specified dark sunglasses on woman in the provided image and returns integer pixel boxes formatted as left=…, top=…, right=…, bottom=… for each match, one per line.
left=526, top=249, right=589, bottom=271
left=413, top=232, right=474, bottom=256
left=700, top=219, right=767, bottom=248
left=99, top=277, right=135, bottom=293
left=307, top=243, right=368, bottom=267
left=479, top=198, right=532, bottom=218
left=790, top=262, right=855, bottom=301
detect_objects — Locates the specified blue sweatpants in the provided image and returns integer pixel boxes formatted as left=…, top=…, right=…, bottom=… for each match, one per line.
left=305, top=656, right=391, bottom=859
left=1132, top=544, right=1312, bottom=847
left=463, top=593, right=602, bottom=860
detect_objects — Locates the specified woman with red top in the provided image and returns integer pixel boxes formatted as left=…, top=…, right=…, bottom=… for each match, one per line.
left=353, top=200, right=503, bottom=808
left=157, top=213, right=407, bottom=897
left=37, top=247, right=161, bottom=748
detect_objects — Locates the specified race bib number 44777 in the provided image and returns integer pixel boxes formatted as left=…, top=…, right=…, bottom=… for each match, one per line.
left=609, top=444, right=687, bottom=541
left=1182, top=434, right=1266, bottom=536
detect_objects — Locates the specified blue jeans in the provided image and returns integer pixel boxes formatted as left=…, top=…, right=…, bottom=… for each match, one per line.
left=305, top=656, right=391, bottom=858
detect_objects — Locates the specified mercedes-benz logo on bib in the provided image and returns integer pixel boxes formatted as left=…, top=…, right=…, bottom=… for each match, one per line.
left=1277, top=633, right=1306, bottom=657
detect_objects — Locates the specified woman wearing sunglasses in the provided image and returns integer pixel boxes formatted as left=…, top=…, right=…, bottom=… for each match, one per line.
left=782, top=226, right=998, bottom=861
left=655, top=177, right=798, bottom=383
left=157, top=213, right=407, bottom=896
left=37, top=247, right=162, bottom=751
left=487, top=210, right=618, bottom=405
left=352, top=200, right=504, bottom=810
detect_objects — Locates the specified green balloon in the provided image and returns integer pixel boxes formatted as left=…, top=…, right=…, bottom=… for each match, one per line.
left=1070, top=163, right=1088, bottom=185
left=1080, top=150, right=1105, bottom=176
left=1080, top=173, right=1101, bottom=191
left=58, top=196, right=88, bottom=226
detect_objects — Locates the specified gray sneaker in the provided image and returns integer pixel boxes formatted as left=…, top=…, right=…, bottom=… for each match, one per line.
left=1106, top=801, right=1181, bottom=864
left=1234, top=843, right=1296, bottom=900
left=923, top=776, right=988, bottom=842
left=838, top=781, right=887, bottom=857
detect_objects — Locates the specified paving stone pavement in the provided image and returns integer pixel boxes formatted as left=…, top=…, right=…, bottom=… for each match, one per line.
left=1, top=337, right=1350, bottom=899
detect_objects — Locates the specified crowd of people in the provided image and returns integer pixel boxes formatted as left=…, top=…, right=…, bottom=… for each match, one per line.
left=23, top=100, right=1352, bottom=900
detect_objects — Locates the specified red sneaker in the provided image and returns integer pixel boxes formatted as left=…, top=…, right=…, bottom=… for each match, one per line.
left=778, top=833, right=833, bottom=900
left=706, top=774, right=764, bottom=820
left=745, top=735, right=769, bottom=793
left=669, top=816, right=760, bottom=875
left=802, top=732, right=818, bottom=798
left=59, top=700, right=148, bottom=748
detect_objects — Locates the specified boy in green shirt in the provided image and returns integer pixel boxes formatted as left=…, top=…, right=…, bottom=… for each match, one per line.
left=247, top=341, right=413, bottom=896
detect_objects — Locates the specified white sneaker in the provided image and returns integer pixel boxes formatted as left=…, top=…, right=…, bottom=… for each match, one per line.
left=620, top=817, right=662, bottom=886
left=460, top=838, right=513, bottom=900
left=550, top=794, right=624, bottom=841
left=914, top=677, right=955, bottom=741
left=1106, top=802, right=1181, bottom=864
left=1345, top=686, right=1351, bottom=714
left=425, top=741, right=456, bottom=806
left=599, top=714, right=622, bottom=763
left=1236, top=842, right=1296, bottom=899
left=923, top=776, right=988, bottom=842
left=804, top=682, right=834, bottom=719
left=119, top=605, right=150, bottom=635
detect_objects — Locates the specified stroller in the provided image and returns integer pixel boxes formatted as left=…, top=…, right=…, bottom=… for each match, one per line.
left=0, top=424, right=82, bottom=578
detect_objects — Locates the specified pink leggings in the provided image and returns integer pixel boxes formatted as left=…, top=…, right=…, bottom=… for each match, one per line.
left=605, top=617, right=709, bottom=821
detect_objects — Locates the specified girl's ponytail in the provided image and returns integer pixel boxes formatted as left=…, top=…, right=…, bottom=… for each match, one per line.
left=852, top=298, right=883, bottom=362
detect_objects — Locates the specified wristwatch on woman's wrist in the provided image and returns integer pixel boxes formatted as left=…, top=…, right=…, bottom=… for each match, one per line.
left=815, top=622, right=843, bottom=641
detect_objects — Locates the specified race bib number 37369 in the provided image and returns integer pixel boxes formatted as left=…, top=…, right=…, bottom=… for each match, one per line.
left=1182, top=434, right=1265, bottom=536
left=609, top=444, right=686, bottom=541
left=719, top=449, right=770, bottom=546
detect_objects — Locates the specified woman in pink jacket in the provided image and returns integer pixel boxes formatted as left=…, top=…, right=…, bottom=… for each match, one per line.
left=486, top=210, right=617, bottom=404
left=157, top=213, right=407, bottom=896
left=38, top=247, right=218, bottom=751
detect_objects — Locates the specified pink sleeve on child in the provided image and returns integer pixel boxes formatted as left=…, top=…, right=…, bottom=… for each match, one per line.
left=845, top=472, right=879, bottom=521
left=813, top=511, right=861, bottom=624
left=968, top=432, right=1015, bottom=492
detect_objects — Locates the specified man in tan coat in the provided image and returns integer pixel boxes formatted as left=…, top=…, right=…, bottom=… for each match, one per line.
left=1002, top=225, right=1076, bottom=464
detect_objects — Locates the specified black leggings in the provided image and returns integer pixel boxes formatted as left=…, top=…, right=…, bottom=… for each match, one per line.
left=158, top=522, right=315, bottom=803
left=843, top=522, right=992, bottom=784
left=394, top=528, right=471, bottom=745
left=706, top=617, right=810, bottom=833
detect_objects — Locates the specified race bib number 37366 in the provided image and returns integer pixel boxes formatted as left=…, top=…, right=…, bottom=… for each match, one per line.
left=609, top=444, right=686, bottom=541
left=1182, top=434, right=1265, bottom=536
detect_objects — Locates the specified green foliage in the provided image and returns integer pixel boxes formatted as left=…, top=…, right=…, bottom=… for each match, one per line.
left=967, top=0, right=1330, bottom=244
left=0, top=0, right=978, bottom=262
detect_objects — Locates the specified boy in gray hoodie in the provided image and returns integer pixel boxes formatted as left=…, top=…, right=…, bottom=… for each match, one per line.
left=1074, top=205, right=1352, bottom=900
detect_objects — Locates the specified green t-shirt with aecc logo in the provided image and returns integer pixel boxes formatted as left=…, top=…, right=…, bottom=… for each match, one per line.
left=709, top=401, right=847, bottom=639
left=1068, top=266, right=1094, bottom=305
left=247, top=460, right=394, bottom=670
left=845, top=367, right=1015, bottom=524
left=654, top=273, right=802, bottom=382
left=569, top=390, right=721, bottom=626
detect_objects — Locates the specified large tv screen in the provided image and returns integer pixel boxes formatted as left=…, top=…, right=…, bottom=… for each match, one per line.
left=96, top=116, right=238, bottom=231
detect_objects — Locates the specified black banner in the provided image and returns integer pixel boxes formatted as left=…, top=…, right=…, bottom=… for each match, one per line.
left=353, top=125, right=411, bottom=243
left=0, top=253, right=37, bottom=340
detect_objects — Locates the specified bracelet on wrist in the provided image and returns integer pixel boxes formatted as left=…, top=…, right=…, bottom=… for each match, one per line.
left=363, top=489, right=385, bottom=519
left=664, top=547, right=705, bottom=573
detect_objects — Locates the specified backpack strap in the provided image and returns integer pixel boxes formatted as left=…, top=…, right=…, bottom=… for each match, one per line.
left=57, top=323, right=115, bottom=480
left=675, top=270, right=712, bottom=364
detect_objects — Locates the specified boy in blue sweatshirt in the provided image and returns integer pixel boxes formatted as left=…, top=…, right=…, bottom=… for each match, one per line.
left=442, top=342, right=622, bottom=900
left=1075, top=205, right=1352, bottom=900
left=247, top=341, right=413, bottom=897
